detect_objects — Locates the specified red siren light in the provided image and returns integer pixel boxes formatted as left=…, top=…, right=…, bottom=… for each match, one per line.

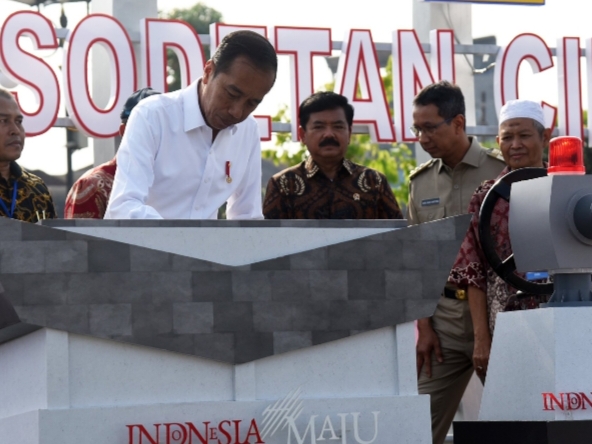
left=548, top=136, right=586, bottom=175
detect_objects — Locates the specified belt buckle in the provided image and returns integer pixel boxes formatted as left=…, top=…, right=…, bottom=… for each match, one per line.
left=455, top=289, right=466, bottom=300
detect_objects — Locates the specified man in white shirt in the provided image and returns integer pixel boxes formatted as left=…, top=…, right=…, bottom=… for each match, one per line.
left=105, top=30, right=277, bottom=220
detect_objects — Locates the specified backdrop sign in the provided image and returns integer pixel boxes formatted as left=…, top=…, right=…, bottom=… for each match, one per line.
left=0, top=11, right=586, bottom=144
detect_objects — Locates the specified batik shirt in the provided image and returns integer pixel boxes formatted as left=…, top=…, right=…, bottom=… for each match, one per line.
left=64, top=159, right=116, bottom=219
left=263, top=157, right=403, bottom=219
left=0, top=162, right=55, bottom=222
left=448, top=166, right=548, bottom=334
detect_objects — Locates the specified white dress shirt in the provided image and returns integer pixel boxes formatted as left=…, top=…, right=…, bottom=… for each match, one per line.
left=105, top=80, right=263, bottom=220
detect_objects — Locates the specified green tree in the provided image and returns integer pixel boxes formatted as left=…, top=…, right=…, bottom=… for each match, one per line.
left=162, top=3, right=223, bottom=92
left=262, top=56, right=416, bottom=206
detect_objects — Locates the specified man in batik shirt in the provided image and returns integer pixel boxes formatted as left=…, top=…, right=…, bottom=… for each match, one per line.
left=64, top=88, right=160, bottom=218
left=263, top=92, right=402, bottom=219
left=0, top=88, right=55, bottom=222
left=448, top=99, right=551, bottom=381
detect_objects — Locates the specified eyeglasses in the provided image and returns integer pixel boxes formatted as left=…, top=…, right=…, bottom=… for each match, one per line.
left=409, top=116, right=455, bottom=138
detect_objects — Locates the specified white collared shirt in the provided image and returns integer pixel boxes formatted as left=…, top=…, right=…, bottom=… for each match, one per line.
left=105, top=79, right=263, bottom=220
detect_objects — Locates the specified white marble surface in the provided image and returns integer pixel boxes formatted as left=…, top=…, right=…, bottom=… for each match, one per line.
left=67, top=334, right=235, bottom=408
left=0, top=330, right=51, bottom=419
left=480, top=307, right=592, bottom=421
left=0, top=396, right=431, bottom=444
left=55, top=227, right=397, bottom=266
left=1, top=327, right=429, bottom=443
left=244, top=326, right=412, bottom=401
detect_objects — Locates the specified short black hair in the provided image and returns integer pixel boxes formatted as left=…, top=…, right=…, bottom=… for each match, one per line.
left=211, top=30, right=278, bottom=83
left=120, top=87, right=161, bottom=123
left=299, top=92, right=354, bottom=129
left=413, top=80, right=466, bottom=121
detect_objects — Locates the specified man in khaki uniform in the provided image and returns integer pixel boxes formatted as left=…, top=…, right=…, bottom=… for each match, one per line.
left=407, top=81, right=505, bottom=444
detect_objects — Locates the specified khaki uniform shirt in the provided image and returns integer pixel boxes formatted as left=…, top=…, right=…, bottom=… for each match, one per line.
left=407, top=137, right=505, bottom=225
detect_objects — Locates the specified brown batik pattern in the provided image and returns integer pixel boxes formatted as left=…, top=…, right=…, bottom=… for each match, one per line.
left=263, top=157, right=403, bottom=220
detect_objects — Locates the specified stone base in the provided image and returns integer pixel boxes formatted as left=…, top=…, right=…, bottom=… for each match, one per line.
left=0, top=327, right=431, bottom=444
left=454, top=420, right=592, bottom=444
left=0, top=396, right=430, bottom=444
left=480, top=307, right=592, bottom=421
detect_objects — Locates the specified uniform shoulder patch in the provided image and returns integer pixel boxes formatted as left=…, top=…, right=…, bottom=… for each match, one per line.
left=485, top=147, right=505, bottom=162
left=409, top=158, right=437, bottom=180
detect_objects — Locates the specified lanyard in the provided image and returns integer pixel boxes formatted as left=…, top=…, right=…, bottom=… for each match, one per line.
left=0, top=181, right=18, bottom=218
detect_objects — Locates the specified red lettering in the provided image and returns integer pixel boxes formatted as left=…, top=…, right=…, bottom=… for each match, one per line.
left=218, top=420, right=233, bottom=444
left=244, top=420, right=264, bottom=444
left=233, top=420, right=245, bottom=444
left=580, top=393, right=592, bottom=409
left=126, top=424, right=161, bottom=444
left=548, top=393, right=565, bottom=411
left=543, top=393, right=551, bottom=411
left=165, top=423, right=187, bottom=444
left=567, top=393, right=582, bottom=410
left=185, top=422, right=209, bottom=444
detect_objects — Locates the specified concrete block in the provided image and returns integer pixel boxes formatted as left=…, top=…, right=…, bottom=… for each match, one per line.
left=368, top=300, right=406, bottom=328
left=23, top=274, right=69, bottom=305
left=21, top=223, right=67, bottom=241
left=402, top=240, right=439, bottom=270
left=312, top=330, right=350, bottom=346
left=251, top=256, right=290, bottom=271
left=327, top=241, right=365, bottom=270
left=252, top=301, right=294, bottom=331
left=273, top=331, right=312, bottom=354
left=290, top=248, right=328, bottom=270
left=147, top=333, right=195, bottom=355
left=289, top=302, right=331, bottom=331
left=129, top=246, right=172, bottom=272
left=0, top=241, right=45, bottom=273
left=13, top=305, right=47, bottom=325
left=419, top=217, right=456, bottom=240
left=329, top=301, right=370, bottom=330
left=0, top=275, right=24, bottom=306
left=44, top=241, right=88, bottom=273
left=386, top=270, right=423, bottom=300
left=234, top=331, right=273, bottom=363
left=213, top=301, right=253, bottom=332
left=131, top=302, right=173, bottom=336
left=88, top=240, right=130, bottom=272
left=149, top=272, right=192, bottom=304
left=89, top=304, right=132, bottom=336
left=173, top=302, right=213, bottom=334
left=231, top=271, right=271, bottom=301
left=438, top=240, right=463, bottom=270
left=270, top=271, right=311, bottom=301
left=310, top=270, right=348, bottom=301
left=46, top=304, right=90, bottom=334
left=192, top=272, right=233, bottom=301
left=420, top=270, right=451, bottom=300
left=405, top=299, right=439, bottom=320
left=171, top=255, right=213, bottom=271
left=67, top=273, right=151, bottom=305
left=0, top=218, right=22, bottom=241
left=363, top=239, right=403, bottom=270
left=194, top=333, right=234, bottom=362
left=348, top=270, right=386, bottom=300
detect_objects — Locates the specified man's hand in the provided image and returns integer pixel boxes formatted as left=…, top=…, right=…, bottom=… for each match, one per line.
left=416, top=317, right=443, bottom=378
left=467, top=285, right=491, bottom=382
left=473, top=334, right=491, bottom=382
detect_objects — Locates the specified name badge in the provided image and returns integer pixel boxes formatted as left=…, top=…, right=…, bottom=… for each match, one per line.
left=421, top=198, right=440, bottom=207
